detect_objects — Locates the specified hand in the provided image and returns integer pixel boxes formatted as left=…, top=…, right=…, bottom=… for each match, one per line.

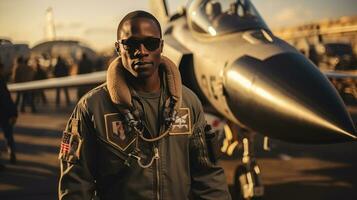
left=8, top=117, right=17, bottom=125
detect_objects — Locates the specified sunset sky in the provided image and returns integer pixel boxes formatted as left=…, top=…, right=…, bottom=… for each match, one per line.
left=1, top=0, right=356, bottom=51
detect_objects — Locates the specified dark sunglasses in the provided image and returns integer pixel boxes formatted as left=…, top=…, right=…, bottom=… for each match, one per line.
left=120, top=37, right=161, bottom=51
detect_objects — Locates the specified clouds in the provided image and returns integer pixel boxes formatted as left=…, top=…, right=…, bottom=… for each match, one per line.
left=272, top=6, right=313, bottom=28
left=253, top=0, right=357, bottom=29
left=52, top=22, right=115, bottom=50
left=83, top=27, right=114, bottom=35
left=56, top=22, right=83, bottom=30
left=54, top=21, right=113, bottom=35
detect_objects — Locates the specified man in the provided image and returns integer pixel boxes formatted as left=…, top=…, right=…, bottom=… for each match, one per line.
left=58, top=10, right=231, bottom=200
left=33, top=58, right=48, bottom=105
left=13, top=56, right=36, bottom=112
left=77, top=53, right=94, bottom=99
left=53, top=56, right=71, bottom=107
left=0, top=61, right=18, bottom=164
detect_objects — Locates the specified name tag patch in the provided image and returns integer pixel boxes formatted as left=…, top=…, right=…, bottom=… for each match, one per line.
left=105, top=113, right=135, bottom=151
left=169, top=108, right=192, bottom=135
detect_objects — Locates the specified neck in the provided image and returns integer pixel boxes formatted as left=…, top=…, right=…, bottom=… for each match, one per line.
left=127, top=71, right=161, bottom=93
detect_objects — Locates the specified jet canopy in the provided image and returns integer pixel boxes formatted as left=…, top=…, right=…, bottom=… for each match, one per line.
left=187, top=0, right=269, bottom=36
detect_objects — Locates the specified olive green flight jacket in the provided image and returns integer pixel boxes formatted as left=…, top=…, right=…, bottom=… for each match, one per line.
left=58, top=57, right=231, bottom=200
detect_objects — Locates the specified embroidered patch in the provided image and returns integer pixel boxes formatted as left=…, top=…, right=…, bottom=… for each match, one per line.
left=112, top=121, right=126, bottom=140
left=169, top=108, right=192, bottom=135
left=105, top=113, right=135, bottom=151
left=59, top=131, right=82, bottom=163
left=60, top=132, right=71, bottom=154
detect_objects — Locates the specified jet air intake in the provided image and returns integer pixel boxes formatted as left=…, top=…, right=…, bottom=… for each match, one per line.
left=223, top=53, right=356, bottom=143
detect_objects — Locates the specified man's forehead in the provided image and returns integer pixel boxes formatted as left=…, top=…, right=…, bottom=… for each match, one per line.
left=120, top=18, right=160, bottom=39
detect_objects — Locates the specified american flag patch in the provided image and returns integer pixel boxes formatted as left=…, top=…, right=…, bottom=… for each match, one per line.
left=60, top=132, right=71, bottom=154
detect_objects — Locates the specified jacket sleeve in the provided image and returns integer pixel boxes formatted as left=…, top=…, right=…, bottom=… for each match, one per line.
left=58, top=101, right=97, bottom=200
left=189, top=97, right=232, bottom=200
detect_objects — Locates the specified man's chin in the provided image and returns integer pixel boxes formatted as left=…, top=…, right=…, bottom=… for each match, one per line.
left=136, top=71, right=152, bottom=79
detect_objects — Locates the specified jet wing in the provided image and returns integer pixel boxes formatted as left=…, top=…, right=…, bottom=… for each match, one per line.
left=323, top=69, right=357, bottom=79
left=7, top=71, right=106, bottom=92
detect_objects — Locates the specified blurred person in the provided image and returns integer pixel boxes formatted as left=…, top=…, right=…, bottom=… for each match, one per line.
left=0, top=60, right=5, bottom=80
left=12, top=57, right=36, bottom=112
left=0, top=61, right=18, bottom=164
left=53, top=56, right=70, bottom=107
left=94, top=57, right=105, bottom=71
left=33, top=58, right=48, bottom=105
left=77, top=53, right=94, bottom=74
left=77, top=53, right=94, bottom=99
left=0, top=58, right=10, bottom=83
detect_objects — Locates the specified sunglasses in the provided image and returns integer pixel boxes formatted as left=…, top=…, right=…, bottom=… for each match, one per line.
left=120, top=37, right=161, bottom=51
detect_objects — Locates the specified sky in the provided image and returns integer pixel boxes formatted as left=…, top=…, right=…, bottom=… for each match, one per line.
left=0, top=0, right=356, bottom=51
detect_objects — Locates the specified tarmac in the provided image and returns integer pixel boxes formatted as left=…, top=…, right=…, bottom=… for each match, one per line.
left=1, top=89, right=357, bottom=200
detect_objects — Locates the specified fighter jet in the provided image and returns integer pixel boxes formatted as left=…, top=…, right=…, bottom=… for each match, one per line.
left=152, top=0, right=356, bottom=143
left=7, top=0, right=357, bottom=199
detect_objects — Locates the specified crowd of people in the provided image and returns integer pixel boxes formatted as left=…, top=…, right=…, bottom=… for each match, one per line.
left=4, top=53, right=100, bottom=112
left=0, top=53, right=100, bottom=168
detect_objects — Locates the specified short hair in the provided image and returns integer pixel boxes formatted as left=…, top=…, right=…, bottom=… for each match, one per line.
left=117, top=10, right=162, bottom=40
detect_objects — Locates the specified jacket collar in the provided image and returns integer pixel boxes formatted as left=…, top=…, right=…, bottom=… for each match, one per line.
left=106, top=56, right=182, bottom=110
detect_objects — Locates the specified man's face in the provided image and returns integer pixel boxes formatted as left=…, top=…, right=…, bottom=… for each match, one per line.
left=116, top=18, right=163, bottom=79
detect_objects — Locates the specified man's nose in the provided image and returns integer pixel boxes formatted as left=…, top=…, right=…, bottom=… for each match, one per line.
left=134, top=44, right=149, bottom=57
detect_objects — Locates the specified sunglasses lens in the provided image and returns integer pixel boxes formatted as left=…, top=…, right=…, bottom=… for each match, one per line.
left=122, top=39, right=139, bottom=50
left=143, top=38, right=161, bottom=51
left=121, top=38, right=161, bottom=51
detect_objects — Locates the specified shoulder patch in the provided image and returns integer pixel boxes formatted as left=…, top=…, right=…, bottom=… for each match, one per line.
left=59, top=131, right=82, bottom=163
left=169, top=108, right=192, bottom=135
left=104, top=113, right=135, bottom=151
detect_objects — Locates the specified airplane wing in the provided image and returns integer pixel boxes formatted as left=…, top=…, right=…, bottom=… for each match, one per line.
left=323, top=69, right=357, bottom=79
left=7, top=71, right=106, bottom=92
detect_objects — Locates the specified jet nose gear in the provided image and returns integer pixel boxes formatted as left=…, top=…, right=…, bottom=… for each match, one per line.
left=234, top=138, right=264, bottom=200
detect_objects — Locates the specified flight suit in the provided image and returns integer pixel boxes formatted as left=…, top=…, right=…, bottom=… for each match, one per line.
left=58, top=57, right=231, bottom=200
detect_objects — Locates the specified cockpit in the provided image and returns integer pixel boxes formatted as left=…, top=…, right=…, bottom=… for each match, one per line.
left=187, top=0, right=269, bottom=36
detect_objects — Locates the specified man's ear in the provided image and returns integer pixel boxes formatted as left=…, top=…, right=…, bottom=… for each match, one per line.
left=160, top=40, right=164, bottom=53
left=115, top=41, right=120, bottom=56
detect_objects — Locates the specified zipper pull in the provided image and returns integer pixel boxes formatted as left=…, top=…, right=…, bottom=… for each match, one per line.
left=154, top=147, right=159, bottom=159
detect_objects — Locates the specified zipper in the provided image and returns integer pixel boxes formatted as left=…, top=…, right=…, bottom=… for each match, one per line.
left=155, top=92, right=165, bottom=200
left=155, top=99, right=165, bottom=200
left=155, top=145, right=160, bottom=200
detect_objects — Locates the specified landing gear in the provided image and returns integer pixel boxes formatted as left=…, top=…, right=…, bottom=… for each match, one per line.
left=234, top=138, right=264, bottom=200
left=234, top=162, right=264, bottom=200
left=203, top=114, right=265, bottom=199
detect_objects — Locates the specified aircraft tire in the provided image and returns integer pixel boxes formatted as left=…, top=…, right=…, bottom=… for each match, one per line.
left=233, top=165, right=263, bottom=200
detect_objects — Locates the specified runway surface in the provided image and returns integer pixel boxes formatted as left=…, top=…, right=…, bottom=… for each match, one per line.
left=1, top=90, right=357, bottom=200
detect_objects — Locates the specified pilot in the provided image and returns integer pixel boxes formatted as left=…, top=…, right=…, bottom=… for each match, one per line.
left=205, top=1, right=222, bottom=20
left=58, top=10, right=231, bottom=200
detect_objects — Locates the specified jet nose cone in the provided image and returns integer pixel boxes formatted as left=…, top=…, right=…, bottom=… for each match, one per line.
left=223, top=53, right=356, bottom=143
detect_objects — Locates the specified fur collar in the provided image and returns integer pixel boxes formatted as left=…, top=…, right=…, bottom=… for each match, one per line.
left=106, top=56, right=182, bottom=110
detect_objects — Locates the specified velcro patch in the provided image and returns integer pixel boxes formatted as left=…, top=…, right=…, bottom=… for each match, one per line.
left=169, top=108, right=192, bottom=135
left=104, top=113, right=135, bottom=151
left=59, top=131, right=82, bottom=163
